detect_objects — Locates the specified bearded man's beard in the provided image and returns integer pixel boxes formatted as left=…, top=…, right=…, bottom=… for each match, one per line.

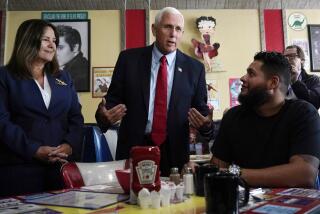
left=238, top=87, right=271, bottom=110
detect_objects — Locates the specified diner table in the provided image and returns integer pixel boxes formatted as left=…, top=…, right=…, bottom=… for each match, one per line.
left=47, top=196, right=205, bottom=214
left=2, top=192, right=206, bottom=214
left=3, top=188, right=320, bottom=213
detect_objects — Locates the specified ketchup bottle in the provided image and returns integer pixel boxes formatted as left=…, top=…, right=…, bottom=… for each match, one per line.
left=130, top=146, right=161, bottom=202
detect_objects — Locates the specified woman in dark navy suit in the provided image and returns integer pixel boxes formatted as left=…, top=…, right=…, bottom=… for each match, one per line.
left=0, top=19, right=84, bottom=196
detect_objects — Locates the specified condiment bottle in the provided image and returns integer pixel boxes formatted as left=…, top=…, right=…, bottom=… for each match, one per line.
left=169, top=167, right=180, bottom=185
left=130, top=146, right=161, bottom=203
left=183, top=167, right=194, bottom=195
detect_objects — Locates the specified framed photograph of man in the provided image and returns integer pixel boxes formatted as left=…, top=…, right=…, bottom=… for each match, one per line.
left=92, top=67, right=114, bottom=98
left=50, top=19, right=91, bottom=91
left=308, top=25, right=320, bottom=72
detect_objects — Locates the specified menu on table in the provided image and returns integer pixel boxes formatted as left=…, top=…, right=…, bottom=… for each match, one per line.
left=242, top=188, right=320, bottom=214
left=25, top=190, right=129, bottom=210
left=0, top=198, right=60, bottom=214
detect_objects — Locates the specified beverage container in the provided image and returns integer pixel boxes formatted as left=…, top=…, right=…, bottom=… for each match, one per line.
left=195, top=143, right=203, bottom=155
left=189, top=143, right=196, bottom=155
left=204, top=171, right=249, bottom=214
left=194, top=164, right=219, bottom=196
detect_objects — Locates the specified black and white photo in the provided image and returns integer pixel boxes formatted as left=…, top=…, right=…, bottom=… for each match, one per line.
left=51, top=20, right=90, bottom=91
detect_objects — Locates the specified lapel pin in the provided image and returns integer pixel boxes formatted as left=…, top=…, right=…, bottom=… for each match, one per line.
left=178, top=67, right=182, bottom=72
left=55, top=78, right=67, bottom=86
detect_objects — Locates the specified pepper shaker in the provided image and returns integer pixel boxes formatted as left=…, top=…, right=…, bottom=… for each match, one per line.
left=169, top=167, right=180, bottom=185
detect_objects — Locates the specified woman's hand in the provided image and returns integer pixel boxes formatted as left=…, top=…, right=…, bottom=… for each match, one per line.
left=48, top=144, right=72, bottom=163
left=35, top=144, right=72, bottom=164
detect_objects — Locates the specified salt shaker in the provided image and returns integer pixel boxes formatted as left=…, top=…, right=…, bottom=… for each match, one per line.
left=183, top=167, right=194, bottom=195
left=169, top=167, right=180, bottom=185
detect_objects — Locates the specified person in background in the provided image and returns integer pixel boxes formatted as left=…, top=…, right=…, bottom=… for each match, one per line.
left=56, top=25, right=89, bottom=91
left=0, top=19, right=84, bottom=196
left=211, top=51, right=320, bottom=188
left=95, top=7, right=212, bottom=176
left=284, top=45, right=320, bottom=109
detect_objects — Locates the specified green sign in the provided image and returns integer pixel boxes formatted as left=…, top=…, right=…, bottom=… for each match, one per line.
left=42, top=12, right=88, bottom=20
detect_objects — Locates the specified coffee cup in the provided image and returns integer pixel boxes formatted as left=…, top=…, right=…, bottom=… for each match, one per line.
left=204, top=171, right=249, bottom=214
left=194, top=164, right=219, bottom=196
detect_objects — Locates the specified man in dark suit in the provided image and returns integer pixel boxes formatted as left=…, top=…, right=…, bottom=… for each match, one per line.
left=96, top=7, right=212, bottom=176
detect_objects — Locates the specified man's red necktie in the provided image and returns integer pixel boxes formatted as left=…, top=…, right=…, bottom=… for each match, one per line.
left=151, top=55, right=167, bottom=146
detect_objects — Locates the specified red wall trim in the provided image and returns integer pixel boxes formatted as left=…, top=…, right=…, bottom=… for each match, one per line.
left=264, top=9, right=284, bottom=52
left=125, top=10, right=146, bottom=49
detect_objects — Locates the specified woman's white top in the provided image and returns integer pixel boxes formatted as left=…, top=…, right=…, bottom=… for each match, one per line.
left=34, top=73, right=51, bottom=109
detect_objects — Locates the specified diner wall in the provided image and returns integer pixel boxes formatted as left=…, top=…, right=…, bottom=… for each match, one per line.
left=4, top=9, right=261, bottom=122
left=3, top=4, right=320, bottom=122
left=285, top=9, right=320, bottom=73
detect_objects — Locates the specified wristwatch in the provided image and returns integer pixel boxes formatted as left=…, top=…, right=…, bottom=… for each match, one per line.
left=228, top=164, right=241, bottom=176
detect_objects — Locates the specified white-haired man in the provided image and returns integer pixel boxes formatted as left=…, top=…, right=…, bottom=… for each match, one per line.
left=96, top=7, right=211, bottom=176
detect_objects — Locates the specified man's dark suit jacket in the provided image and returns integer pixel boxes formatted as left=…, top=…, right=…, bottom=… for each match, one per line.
left=96, top=45, right=209, bottom=171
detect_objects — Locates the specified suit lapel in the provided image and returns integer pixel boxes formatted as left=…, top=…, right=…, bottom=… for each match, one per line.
left=47, top=73, right=61, bottom=112
left=46, top=74, right=53, bottom=110
left=25, top=79, right=48, bottom=112
left=140, top=45, right=153, bottom=111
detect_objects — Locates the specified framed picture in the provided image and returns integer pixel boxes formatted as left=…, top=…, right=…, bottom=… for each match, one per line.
left=92, top=67, right=114, bottom=98
left=50, top=19, right=91, bottom=91
left=308, top=25, right=320, bottom=72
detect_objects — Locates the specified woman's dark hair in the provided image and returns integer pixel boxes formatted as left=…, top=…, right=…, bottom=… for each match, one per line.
left=6, top=19, right=60, bottom=79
